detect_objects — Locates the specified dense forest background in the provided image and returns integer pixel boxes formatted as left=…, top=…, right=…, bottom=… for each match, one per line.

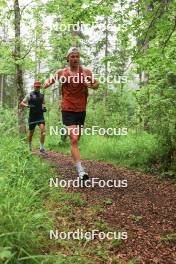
left=1, top=0, right=176, bottom=174
left=1, top=1, right=176, bottom=263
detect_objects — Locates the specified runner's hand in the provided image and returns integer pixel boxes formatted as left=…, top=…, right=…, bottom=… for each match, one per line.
left=42, top=107, right=47, bottom=112
left=27, top=105, right=35, bottom=108
left=83, top=74, right=92, bottom=88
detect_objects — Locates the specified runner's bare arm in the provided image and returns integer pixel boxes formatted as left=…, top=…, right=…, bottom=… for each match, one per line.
left=20, top=95, right=29, bottom=108
left=84, top=69, right=99, bottom=90
left=44, top=69, right=63, bottom=88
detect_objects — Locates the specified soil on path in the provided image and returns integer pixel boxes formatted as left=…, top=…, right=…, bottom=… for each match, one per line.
left=39, top=151, right=176, bottom=264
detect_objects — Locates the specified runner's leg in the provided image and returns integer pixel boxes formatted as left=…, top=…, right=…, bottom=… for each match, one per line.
left=28, top=129, right=35, bottom=151
left=68, top=125, right=88, bottom=180
left=68, top=125, right=80, bottom=162
left=39, top=123, right=46, bottom=153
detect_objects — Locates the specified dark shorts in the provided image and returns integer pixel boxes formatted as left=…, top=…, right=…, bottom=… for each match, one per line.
left=28, top=116, right=45, bottom=131
left=62, top=111, right=86, bottom=126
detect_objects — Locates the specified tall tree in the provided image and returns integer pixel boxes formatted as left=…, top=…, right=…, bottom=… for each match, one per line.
left=14, top=0, right=25, bottom=133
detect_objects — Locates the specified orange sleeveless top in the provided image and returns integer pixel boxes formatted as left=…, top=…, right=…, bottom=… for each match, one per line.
left=61, top=67, right=88, bottom=112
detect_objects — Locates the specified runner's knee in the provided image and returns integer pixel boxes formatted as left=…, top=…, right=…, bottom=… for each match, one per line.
left=29, top=129, right=34, bottom=136
left=40, top=129, right=45, bottom=136
left=71, top=135, right=78, bottom=146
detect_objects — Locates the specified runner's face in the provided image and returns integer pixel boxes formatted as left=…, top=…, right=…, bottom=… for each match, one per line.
left=34, top=86, right=41, bottom=91
left=68, top=52, right=80, bottom=67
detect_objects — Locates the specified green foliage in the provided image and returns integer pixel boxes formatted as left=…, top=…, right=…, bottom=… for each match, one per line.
left=79, top=133, right=161, bottom=171
left=111, top=238, right=122, bottom=248
left=127, top=259, right=136, bottom=264
left=0, top=110, right=54, bottom=263
left=1, top=1, right=176, bottom=262
left=51, top=191, right=87, bottom=207
left=96, top=250, right=108, bottom=261
left=104, top=199, right=113, bottom=205
left=0, top=0, right=175, bottom=173
left=130, top=215, right=143, bottom=222
left=54, top=255, right=90, bottom=264
left=160, top=233, right=176, bottom=242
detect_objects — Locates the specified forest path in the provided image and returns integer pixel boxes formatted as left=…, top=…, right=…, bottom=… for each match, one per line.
left=38, top=150, right=176, bottom=264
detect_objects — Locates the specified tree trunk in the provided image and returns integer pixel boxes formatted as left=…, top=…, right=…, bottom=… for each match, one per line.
left=103, top=17, right=109, bottom=126
left=14, top=0, right=26, bottom=133
left=104, top=16, right=108, bottom=99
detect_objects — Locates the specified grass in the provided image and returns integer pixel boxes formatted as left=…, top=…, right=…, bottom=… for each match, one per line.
left=46, top=131, right=162, bottom=172
left=130, top=215, right=143, bottom=222
left=50, top=190, right=87, bottom=206
left=0, top=133, right=55, bottom=263
left=160, top=233, right=176, bottom=242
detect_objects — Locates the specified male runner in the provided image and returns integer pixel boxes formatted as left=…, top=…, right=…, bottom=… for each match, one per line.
left=20, top=81, right=47, bottom=154
left=44, top=47, right=99, bottom=180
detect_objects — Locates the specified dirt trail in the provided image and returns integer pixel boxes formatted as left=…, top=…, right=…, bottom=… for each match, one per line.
left=40, top=151, right=176, bottom=264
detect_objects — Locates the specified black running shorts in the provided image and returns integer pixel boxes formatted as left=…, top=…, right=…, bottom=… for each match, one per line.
left=62, top=111, right=86, bottom=126
left=28, top=115, right=45, bottom=131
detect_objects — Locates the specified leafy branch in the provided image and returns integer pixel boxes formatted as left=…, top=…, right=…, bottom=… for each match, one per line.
left=162, top=16, right=176, bottom=50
